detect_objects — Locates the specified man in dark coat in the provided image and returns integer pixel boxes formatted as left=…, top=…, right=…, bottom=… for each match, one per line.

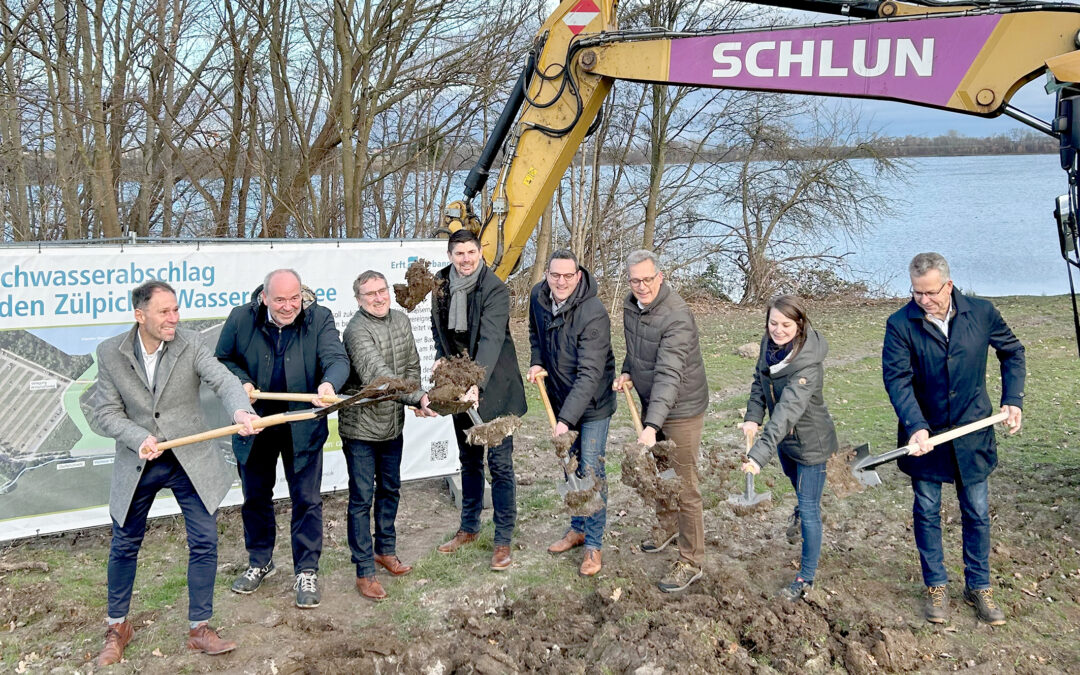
left=215, top=269, right=350, bottom=608
left=527, top=249, right=616, bottom=577
left=90, top=280, right=258, bottom=665
left=615, top=249, right=709, bottom=593
left=431, top=229, right=527, bottom=571
left=882, top=252, right=1024, bottom=626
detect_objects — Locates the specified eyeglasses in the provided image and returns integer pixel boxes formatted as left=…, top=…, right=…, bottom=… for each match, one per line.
left=628, top=274, right=659, bottom=288
left=359, top=287, right=389, bottom=300
left=910, top=281, right=949, bottom=299
left=547, top=271, right=578, bottom=282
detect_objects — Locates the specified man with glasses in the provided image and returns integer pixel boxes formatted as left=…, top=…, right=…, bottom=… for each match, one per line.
left=614, top=249, right=709, bottom=592
left=527, top=249, right=616, bottom=577
left=340, top=270, right=435, bottom=600
left=883, top=252, right=1025, bottom=626
left=216, top=269, right=350, bottom=608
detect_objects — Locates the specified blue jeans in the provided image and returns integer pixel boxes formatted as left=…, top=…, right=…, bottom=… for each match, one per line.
left=566, top=417, right=610, bottom=550
left=911, top=477, right=991, bottom=590
left=238, top=425, right=324, bottom=573
left=343, top=436, right=403, bottom=578
left=778, top=451, right=826, bottom=583
left=453, top=413, right=516, bottom=546
left=108, top=451, right=217, bottom=622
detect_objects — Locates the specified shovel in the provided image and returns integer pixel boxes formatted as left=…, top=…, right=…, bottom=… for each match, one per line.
left=251, top=390, right=344, bottom=404
left=728, top=431, right=771, bottom=510
left=533, top=370, right=595, bottom=497
left=154, top=384, right=400, bottom=452
left=619, top=382, right=678, bottom=482
left=851, top=411, right=1010, bottom=487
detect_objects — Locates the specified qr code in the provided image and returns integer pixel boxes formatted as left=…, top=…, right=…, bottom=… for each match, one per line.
left=430, top=440, right=448, bottom=462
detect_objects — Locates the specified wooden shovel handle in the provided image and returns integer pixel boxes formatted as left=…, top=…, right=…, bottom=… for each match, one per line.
left=919, top=411, right=1010, bottom=450
left=532, top=371, right=558, bottom=431
left=250, top=390, right=343, bottom=404
left=155, top=411, right=317, bottom=451
left=620, top=381, right=644, bottom=434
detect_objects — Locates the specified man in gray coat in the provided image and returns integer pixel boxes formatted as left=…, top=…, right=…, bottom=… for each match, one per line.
left=614, top=249, right=709, bottom=593
left=90, top=280, right=259, bottom=666
left=340, top=270, right=435, bottom=601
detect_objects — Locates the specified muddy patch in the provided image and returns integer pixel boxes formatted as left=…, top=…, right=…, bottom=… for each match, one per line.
left=465, top=415, right=522, bottom=448
left=428, top=354, right=485, bottom=414
left=393, top=258, right=439, bottom=311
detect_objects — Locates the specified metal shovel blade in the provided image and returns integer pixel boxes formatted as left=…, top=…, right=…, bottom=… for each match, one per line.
left=556, top=471, right=596, bottom=497
left=728, top=471, right=771, bottom=508
left=849, top=443, right=882, bottom=487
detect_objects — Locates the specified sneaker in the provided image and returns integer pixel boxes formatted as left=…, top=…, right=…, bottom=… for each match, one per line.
left=640, top=530, right=678, bottom=554
left=231, top=560, right=276, bottom=594
left=786, top=509, right=801, bottom=545
left=294, top=570, right=320, bottom=609
left=963, top=587, right=1006, bottom=626
left=657, top=559, right=702, bottom=593
left=923, top=585, right=949, bottom=624
left=779, top=577, right=812, bottom=601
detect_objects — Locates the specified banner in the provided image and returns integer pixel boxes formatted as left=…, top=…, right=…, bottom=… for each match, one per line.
left=0, top=240, right=457, bottom=541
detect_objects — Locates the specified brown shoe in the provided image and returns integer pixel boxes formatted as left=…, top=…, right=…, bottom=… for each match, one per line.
left=490, top=545, right=512, bottom=571
left=579, top=548, right=602, bottom=577
left=437, top=530, right=478, bottom=554
left=186, top=623, right=237, bottom=656
left=374, top=554, right=413, bottom=576
left=548, top=530, right=586, bottom=554
left=356, top=576, right=388, bottom=601
left=96, top=620, right=134, bottom=666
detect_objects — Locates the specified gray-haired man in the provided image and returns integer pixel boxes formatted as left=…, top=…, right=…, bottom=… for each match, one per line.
left=614, top=250, right=709, bottom=593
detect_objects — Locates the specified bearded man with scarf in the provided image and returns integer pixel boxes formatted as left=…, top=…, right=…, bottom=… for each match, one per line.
left=430, top=229, right=527, bottom=570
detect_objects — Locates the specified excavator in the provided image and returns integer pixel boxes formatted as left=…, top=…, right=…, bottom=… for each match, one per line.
left=441, top=0, right=1080, bottom=352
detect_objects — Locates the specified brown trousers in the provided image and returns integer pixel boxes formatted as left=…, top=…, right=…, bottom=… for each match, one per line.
left=656, top=413, right=705, bottom=567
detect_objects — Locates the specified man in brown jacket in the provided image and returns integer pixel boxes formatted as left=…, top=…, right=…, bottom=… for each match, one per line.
left=614, top=249, right=709, bottom=592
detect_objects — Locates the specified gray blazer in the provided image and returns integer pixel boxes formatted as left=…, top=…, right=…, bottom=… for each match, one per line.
left=90, top=325, right=254, bottom=526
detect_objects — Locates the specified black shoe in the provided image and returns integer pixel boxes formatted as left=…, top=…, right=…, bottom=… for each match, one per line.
left=786, top=509, right=801, bottom=545
left=923, top=585, right=949, bottom=624
left=779, top=577, right=812, bottom=601
left=294, top=570, right=320, bottom=609
left=231, top=560, right=276, bottom=594
left=963, top=587, right=1006, bottom=626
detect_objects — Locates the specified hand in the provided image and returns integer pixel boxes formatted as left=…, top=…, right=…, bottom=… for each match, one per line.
left=638, top=425, right=657, bottom=447
left=554, top=421, right=570, bottom=438
left=234, top=410, right=261, bottom=436
left=1001, top=405, right=1022, bottom=434
left=460, top=385, right=479, bottom=408
left=243, top=382, right=257, bottom=404
left=613, top=374, right=632, bottom=392
left=907, top=428, right=933, bottom=456
left=313, top=382, right=336, bottom=408
left=432, top=358, right=443, bottom=372
left=527, top=366, right=545, bottom=383
left=138, top=435, right=161, bottom=461
left=415, top=393, right=438, bottom=418
left=741, top=459, right=761, bottom=475
left=738, top=421, right=759, bottom=443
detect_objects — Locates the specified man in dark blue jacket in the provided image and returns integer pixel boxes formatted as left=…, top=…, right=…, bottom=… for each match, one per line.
left=215, top=269, right=350, bottom=609
left=882, top=252, right=1024, bottom=626
left=527, top=249, right=616, bottom=577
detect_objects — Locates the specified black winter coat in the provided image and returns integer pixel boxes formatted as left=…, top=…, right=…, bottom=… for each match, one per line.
left=528, top=267, right=616, bottom=427
left=744, top=329, right=839, bottom=468
left=215, top=290, right=350, bottom=468
left=431, top=264, right=527, bottom=421
left=882, top=290, right=1025, bottom=484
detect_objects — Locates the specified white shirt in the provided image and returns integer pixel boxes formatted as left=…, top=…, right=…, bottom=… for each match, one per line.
left=137, top=330, right=166, bottom=389
left=924, top=300, right=955, bottom=340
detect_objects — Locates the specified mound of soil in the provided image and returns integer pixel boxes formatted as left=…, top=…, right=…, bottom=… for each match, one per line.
left=393, top=259, right=439, bottom=311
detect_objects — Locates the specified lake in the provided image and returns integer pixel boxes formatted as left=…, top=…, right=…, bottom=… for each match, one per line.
left=828, top=153, right=1072, bottom=297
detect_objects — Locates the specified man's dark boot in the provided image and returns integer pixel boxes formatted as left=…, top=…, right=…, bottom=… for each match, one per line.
left=963, top=587, right=1006, bottom=626
left=923, top=585, right=949, bottom=624
left=96, top=621, right=134, bottom=666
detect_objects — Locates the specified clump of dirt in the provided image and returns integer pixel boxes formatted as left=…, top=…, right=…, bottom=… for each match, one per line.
left=428, top=354, right=485, bottom=414
left=354, top=375, right=419, bottom=401
left=465, top=415, right=522, bottom=448
left=563, top=467, right=605, bottom=516
left=552, top=430, right=579, bottom=458
left=393, top=259, right=438, bottom=311
left=620, top=440, right=681, bottom=511
left=826, top=445, right=865, bottom=498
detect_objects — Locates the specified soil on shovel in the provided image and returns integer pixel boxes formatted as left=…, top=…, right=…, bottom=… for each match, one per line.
left=354, top=375, right=418, bottom=401
left=552, top=430, right=578, bottom=457
left=563, top=468, right=605, bottom=516
left=826, top=445, right=866, bottom=499
left=393, top=258, right=439, bottom=311
left=465, top=415, right=522, bottom=449
left=428, top=354, right=486, bottom=414
left=620, top=439, right=681, bottom=512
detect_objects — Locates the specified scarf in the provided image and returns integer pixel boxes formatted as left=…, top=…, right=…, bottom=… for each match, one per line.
left=448, top=262, right=482, bottom=332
